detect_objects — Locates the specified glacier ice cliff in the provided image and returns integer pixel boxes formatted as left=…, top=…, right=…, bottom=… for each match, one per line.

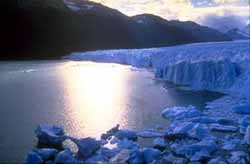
left=66, top=40, right=250, bottom=97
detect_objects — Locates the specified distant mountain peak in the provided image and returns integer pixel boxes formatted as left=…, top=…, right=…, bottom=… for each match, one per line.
left=132, top=14, right=168, bottom=24
left=14, top=0, right=69, bottom=10
left=63, top=0, right=125, bottom=17
left=63, top=0, right=95, bottom=11
left=225, top=28, right=250, bottom=40
left=244, top=23, right=250, bottom=35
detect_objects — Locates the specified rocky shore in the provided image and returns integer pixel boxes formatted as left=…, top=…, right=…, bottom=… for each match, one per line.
left=26, top=103, right=250, bottom=164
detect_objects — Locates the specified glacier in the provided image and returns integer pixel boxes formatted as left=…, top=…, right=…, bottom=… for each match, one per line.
left=66, top=40, right=250, bottom=98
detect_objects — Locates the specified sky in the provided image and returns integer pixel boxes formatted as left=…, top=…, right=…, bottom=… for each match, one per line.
left=90, top=0, right=250, bottom=32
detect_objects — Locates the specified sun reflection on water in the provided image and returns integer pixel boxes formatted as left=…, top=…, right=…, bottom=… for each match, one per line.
left=59, top=62, right=129, bottom=138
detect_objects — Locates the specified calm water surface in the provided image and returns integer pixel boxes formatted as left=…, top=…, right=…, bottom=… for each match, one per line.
left=0, top=61, right=222, bottom=163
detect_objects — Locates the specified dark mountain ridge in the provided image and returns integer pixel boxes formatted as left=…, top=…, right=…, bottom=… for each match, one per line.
left=0, top=0, right=231, bottom=60
left=131, top=14, right=230, bottom=47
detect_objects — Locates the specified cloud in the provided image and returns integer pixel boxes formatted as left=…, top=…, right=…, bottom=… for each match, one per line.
left=90, top=0, right=250, bottom=28
left=194, top=5, right=250, bottom=30
left=213, top=0, right=249, bottom=6
left=198, top=11, right=247, bottom=32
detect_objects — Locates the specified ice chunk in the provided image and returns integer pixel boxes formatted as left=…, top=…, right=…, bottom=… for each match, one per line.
left=165, top=122, right=211, bottom=140
left=101, top=124, right=120, bottom=140
left=172, top=139, right=217, bottom=161
left=153, top=138, right=166, bottom=150
left=69, top=137, right=101, bottom=159
left=227, top=151, right=248, bottom=164
left=116, top=138, right=139, bottom=150
left=244, top=126, right=250, bottom=145
left=34, top=148, right=58, bottom=161
left=54, top=149, right=79, bottom=164
left=129, top=149, right=144, bottom=164
left=86, top=147, right=117, bottom=163
left=189, top=116, right=235, bottom=125
left=232, top=104, right=250, bottom=114
left=161, top=154, right=188, bottom=164
left=239, top=115, right=250, bottom=133
left=161, top=106, right=203, bottom=121
left=142, top=148, right=161, bottom=163
left=137, top=130, right=164, bottom=138
left=208, top=157, right=227, bottom=164
left=115, top=129, right=137, bottom=141
left=35, top=125, right=66, bottom=148
left=222, top=139, right=242, bottom=151
left=209, top=124, right=238, bottom=132
left=25, top=151, right=43, bottom=164
left=109, top=149, right=130, bottom=163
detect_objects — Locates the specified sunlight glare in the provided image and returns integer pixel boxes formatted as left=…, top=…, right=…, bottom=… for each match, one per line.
left=59, top=62, right=129, bottom=138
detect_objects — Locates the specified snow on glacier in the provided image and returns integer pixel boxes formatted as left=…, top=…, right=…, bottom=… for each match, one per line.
left=66, top=40, right=250, bottom=97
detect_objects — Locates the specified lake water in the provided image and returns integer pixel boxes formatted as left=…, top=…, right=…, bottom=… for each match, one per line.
left=0, top=61, right=222, bottom=163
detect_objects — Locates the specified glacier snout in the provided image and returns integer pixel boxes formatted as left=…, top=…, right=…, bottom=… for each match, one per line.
left=157, top=60, right=240, bottom=92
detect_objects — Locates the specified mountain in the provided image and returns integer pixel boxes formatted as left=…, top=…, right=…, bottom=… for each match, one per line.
left=225, top=28, right=250, bottom=40
left=0, top=0, right=231, bottom=60
left=224, top=23, right=250, bottom=40
left=63, top=0, right=136, bottom=50
left=131, top=14, right=230, bottom=47
left=243, top=23, right=250, bottom=35
left=0, top=0, right=84, bottom=59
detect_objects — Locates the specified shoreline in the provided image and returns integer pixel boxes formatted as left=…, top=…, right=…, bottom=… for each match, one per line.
left=26, top=99, right=250, bottom=164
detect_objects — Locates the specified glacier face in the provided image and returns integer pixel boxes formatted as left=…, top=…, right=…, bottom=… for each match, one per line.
left=156, top=60, right=240, bottom=92
left=66, top=40, right=250, bottom=97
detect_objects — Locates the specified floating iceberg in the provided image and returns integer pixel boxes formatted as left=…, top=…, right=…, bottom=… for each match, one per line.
left=222, top=139, right=242, bottom=151
left=209, top=124, right=238, bottom=132
left=227, top=151, right=248, bottom=164
left=142, top=148, right=162, bottom=163
left=153, top=138, right=167, bottom=150
left=68, top=137, right=101, bottom=159
left=239, top=116, right=250, bottom=134
left=25, top=151, right=43, bottom=164
left=165, top=121, right=211, bottom=140
left=161, top=106, right=203, bottom=121
left=244, top=126, right=250, bottom=145
left=35, top=125, right=66, bottom=148
left=137, top=130, right=164, bottom=138
left=33, top=148, right=58, bottom=161
left=54, top=149, right=80, bottom=164
left=171, top=139, right=217, bottom=162
left=232, top=104, right=250, bottom=114
left=115, top=129, right=138, bottom=141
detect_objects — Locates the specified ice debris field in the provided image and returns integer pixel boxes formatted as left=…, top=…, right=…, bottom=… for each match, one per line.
left=26, top=104, right=250, bottom=164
